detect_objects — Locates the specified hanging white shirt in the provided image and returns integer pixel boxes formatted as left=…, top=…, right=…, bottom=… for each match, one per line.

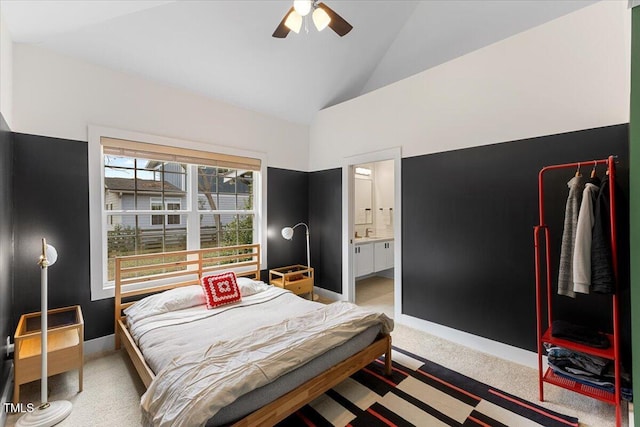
left=573, top=181, right=600, bottom=294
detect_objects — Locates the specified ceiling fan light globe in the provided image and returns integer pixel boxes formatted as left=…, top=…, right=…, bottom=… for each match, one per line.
left=293, top=0, right=312, bottom=17
left=284, top=10, right=302, bottom=33
left=312, top=8, right=331, bottom=31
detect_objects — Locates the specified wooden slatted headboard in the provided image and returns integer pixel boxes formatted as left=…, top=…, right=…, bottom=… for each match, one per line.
left=114, top=243, right=260, bottom=348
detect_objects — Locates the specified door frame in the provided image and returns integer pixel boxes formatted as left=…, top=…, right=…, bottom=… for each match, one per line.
left=342, top=147, right=402, bottom=319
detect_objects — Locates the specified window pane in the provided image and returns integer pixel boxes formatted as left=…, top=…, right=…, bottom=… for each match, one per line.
left=198, top=193, right=219, bottom=211
left=200, top=214, right=220, bottom=249
left=237, top=194, right=251, bottom=210
left=218, top=168, right=236, bottom=194
left=236, top=214, right=254, bottom=245
left=238, top=172, right=252, bottom=193
left=106, top=214, right=187, bottom=281
left=221, top=214, right=254, bottom=247
left=197, top=166, right=218, bottom=208
left=104, top=155, right=187, bottom=210
left=197, top=166, right=253, bottom=211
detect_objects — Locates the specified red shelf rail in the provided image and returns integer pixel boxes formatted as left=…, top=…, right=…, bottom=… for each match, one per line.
left=533, top=155, right=621, bottom=427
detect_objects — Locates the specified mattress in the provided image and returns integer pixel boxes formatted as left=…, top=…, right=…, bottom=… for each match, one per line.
left=126, top=285, right=384, bottom=426
left=208, top=324, right=379, bottom=426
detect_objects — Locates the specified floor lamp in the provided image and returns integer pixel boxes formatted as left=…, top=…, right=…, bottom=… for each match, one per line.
left=281, top=223, right=310, bottom=268
left=17, top=239, right=72, bottom=427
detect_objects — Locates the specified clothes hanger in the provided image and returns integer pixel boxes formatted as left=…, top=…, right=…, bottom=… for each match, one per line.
left=575, top=162, right=581, bottom=177
left=590, top=161, right=597, bottom=179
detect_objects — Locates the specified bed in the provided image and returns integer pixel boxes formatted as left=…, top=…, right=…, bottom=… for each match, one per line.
left=114, top=244, right=393, bottom=427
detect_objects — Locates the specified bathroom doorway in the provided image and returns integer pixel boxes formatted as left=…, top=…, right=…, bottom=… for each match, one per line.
left=342, top=148, right=401, bottom=320
left=353, top=161, right=394, bottom=318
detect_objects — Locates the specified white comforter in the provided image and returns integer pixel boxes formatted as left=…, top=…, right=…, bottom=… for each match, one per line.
left=139, top=300, right=393, bottom=427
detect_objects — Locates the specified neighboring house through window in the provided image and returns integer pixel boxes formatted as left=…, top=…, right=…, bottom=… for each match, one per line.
left=151, top=198, right=182, bottom=225
left=89, top=127, right=266, bottom=300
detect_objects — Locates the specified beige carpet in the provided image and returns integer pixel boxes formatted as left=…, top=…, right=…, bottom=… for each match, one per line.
left=6, top=291, right=631, bottom=426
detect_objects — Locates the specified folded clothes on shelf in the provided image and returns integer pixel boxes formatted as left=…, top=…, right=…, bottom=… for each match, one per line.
left=551, top=320, right=610, bottom=349
left=545, top=344, right=633, bottom=401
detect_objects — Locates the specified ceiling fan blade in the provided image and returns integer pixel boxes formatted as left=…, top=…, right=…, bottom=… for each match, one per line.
left=273, top=6, right=294, bottom=38
left=317, top=2, right=353, bottom=37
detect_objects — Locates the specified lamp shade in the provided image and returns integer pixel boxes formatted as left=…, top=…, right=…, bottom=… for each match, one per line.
left=293, top=0, right=312, bottom=17
left=281, top=227, right=294, bottom=240
left=280, top=223, right=310, bottom=268
left=46, top=244, right=58, bottom=266
left=284, top=10, right=302, bottom=33
left=312, top=7, right=331, bottom=31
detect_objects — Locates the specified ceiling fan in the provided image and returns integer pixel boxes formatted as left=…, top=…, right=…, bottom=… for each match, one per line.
left=272, top=0, right=353, bottom=38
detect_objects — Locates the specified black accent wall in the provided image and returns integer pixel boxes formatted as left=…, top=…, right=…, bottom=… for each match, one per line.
left=12, top=134, right=113, bottom=340
left=0, top=113, right=13, bottom=393
left=402, top=124, right=630, bottom=355
left=309, top=169, right=342, bottom=293
left=6, top=124, right=630, bottom=360
left=266, top=167, right=309, bottom=269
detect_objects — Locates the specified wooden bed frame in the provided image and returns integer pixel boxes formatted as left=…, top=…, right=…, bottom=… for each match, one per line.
left=114, top=243, right=392, bottom=427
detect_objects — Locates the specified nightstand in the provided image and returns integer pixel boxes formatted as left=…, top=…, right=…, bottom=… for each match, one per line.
left=13, top=305, right=84, bottom=404
left=269, top=265, right=314, bottom=299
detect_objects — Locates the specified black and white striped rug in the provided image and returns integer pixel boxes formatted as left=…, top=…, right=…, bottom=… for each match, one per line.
left=278, top=347, right=579, bottom=427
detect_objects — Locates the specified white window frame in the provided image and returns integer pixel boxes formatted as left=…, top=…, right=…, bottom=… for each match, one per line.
left=88, top=125, right=267, bottom=301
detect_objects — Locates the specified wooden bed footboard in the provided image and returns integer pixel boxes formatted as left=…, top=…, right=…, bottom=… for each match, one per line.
left=230, top=333, right=392, bottom=427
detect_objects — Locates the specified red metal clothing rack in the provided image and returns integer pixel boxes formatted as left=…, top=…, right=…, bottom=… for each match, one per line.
left=534, top=155, right=622, bottom=426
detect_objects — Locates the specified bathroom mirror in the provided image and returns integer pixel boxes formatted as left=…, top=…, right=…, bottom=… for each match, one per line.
left=354, top=178, right=373, bottom=224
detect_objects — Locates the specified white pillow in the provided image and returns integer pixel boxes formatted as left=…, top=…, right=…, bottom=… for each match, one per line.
left=124, top=285, right=206, bottom=324
left=236, top=277, right=269, bottom=296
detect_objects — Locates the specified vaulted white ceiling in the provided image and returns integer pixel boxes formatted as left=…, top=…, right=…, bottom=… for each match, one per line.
left=1, top=0, right=597, bottom=124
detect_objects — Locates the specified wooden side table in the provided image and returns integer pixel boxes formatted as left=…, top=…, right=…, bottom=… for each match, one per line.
left=269, top=265, right=314, bottom=300
left=13, top=305, right=84, bottom=404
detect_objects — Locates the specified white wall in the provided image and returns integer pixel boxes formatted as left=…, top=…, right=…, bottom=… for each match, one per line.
left=0, top=10, right=13, bottom=127
left=309, top=0, right=631, bottom=170
left=13, top=45, right=309, bottom=171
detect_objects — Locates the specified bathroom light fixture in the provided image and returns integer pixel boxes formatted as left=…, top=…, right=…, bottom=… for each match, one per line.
left=17, top=239, right=72, bottom=427
left=281, top=223, right=311, bottom=268
left=355, top=167, right=371, bottom=176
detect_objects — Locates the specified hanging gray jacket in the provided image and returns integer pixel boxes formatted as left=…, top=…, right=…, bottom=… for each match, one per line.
left=591, top=174, right=615, bottom=294
left=558, top=175, right=584, bottom=298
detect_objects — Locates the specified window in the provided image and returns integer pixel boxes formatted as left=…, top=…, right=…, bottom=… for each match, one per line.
left=89, top=127, right=266, bottom=300
left=150, top=197, right=182, bottom=225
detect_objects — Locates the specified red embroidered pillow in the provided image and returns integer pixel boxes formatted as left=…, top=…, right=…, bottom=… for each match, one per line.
left=201, top=272, right=241, bottom=309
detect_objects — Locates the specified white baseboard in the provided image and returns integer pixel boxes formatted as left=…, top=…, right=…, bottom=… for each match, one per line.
left=84, top=334, right=115, bottom=357
left=396, top=313, right=539, bottom=369
left=1, top=361, right=14, bottom=427
left=314, top=286, right=346, bottom=302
